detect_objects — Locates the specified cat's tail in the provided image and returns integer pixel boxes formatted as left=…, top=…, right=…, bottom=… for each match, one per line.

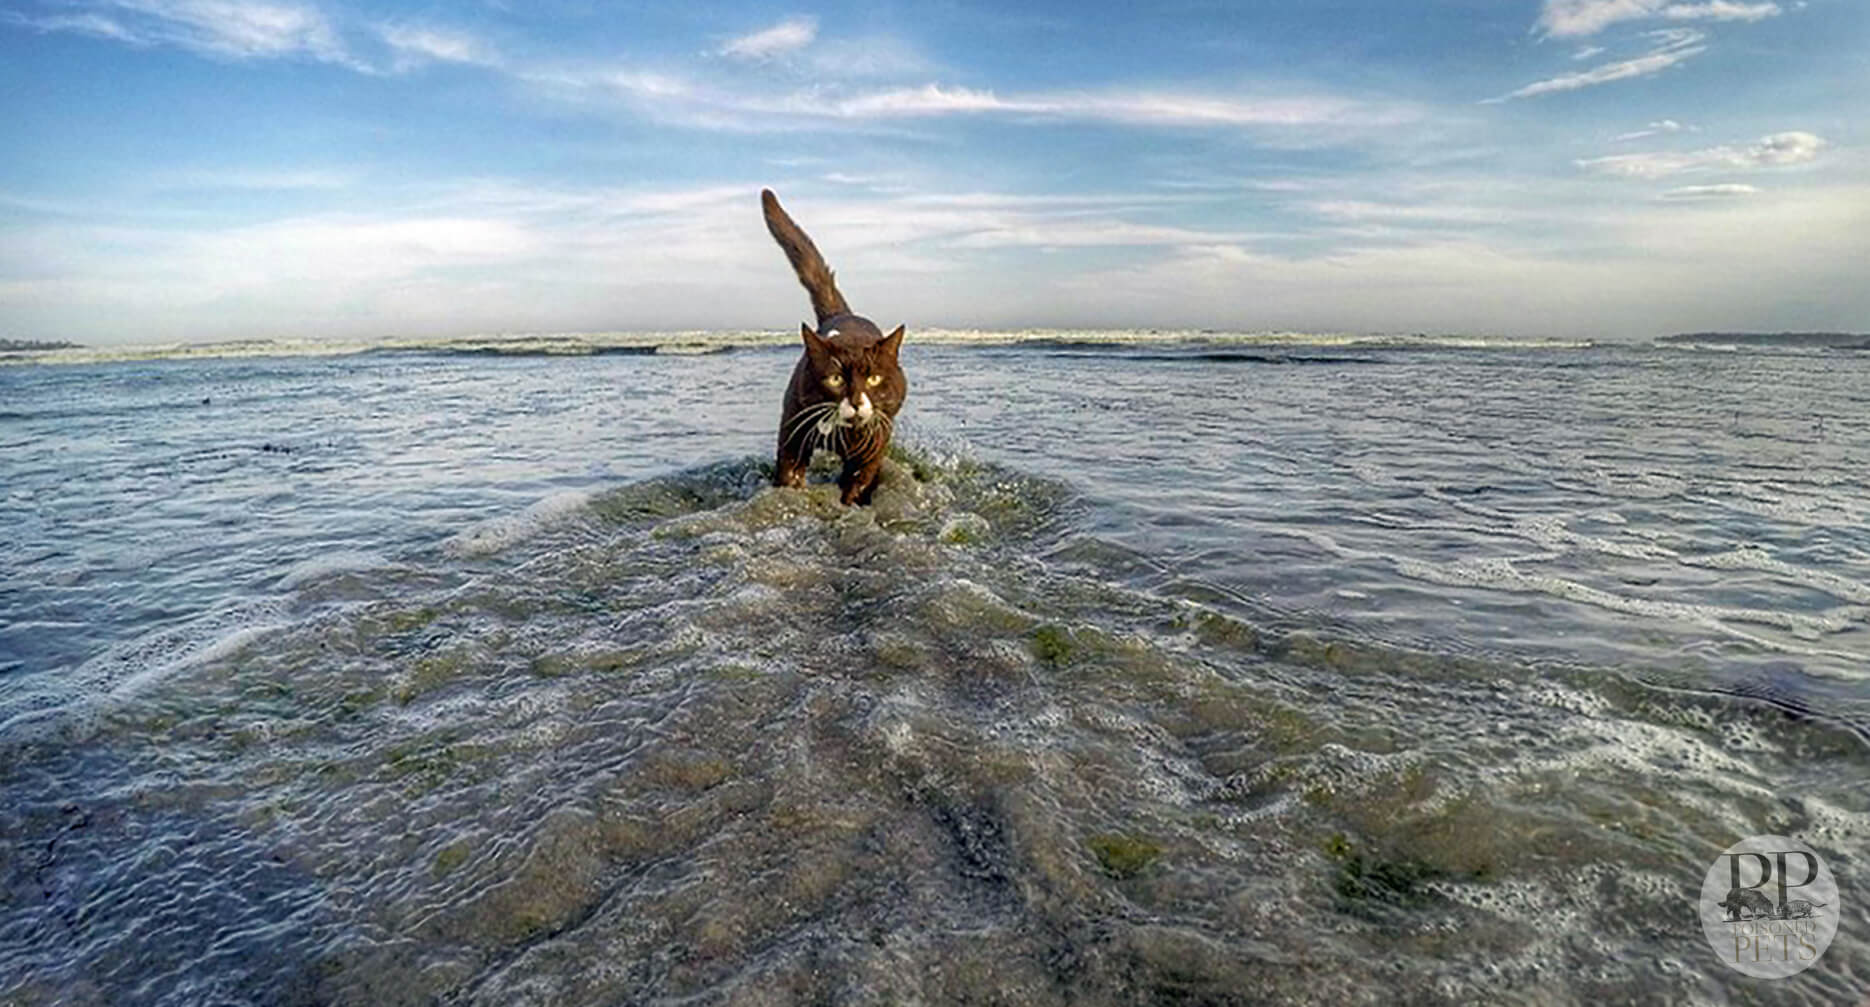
left=762, top=189, right=851, bottom=324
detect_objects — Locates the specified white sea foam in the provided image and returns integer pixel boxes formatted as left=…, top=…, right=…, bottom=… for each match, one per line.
left=111, top=623, right=278, bottom=696
left=0, top=599, right=289, bottom=740
left=278, top=550, right=388, bottom=589
left=444, top=490, right=594, bottom=557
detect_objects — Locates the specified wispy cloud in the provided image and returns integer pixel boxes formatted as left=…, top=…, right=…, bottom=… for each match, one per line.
left=1038, top=92, right=1412, bottom=128
left=378, top=24, right=501, bottom=70
left=1613, top=118, right=1687, bottom=141
left=541, top=71, right=1419, bottom=138
left=111, top=0, right=356, bottom=65
left=719, top=15, right=817, bottom=60
left=817, top=84, right=1415, bottom=129
left=1306, top=200, right=1531, bottom=226
left=947, top=220, right=1261, bottom=249
left=2, top=10, right=142, bottom=43
left=826, top=83, right=1004, bottom=117
left=1538, top=0, right=1782, bottom=38
left=1659, top=183, right=1759, bottom=199
left=12, top=1, right=504, bottom=74
left=1491, top=29, right=1704, bottom=100
left=8, top=0, right=363, bottom=69
left=1660, top=2, right=1782, bottom=25
left=1577, top=130, right=1826, bottom=178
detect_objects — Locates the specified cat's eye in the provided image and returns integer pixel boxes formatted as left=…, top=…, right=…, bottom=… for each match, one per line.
left=866, top=374, right=883, bottom=387
left=823, top=374, right=844, bottom=388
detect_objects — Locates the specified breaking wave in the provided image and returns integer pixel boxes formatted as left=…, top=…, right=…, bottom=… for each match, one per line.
left=1, top=328, right=1597, bottom=368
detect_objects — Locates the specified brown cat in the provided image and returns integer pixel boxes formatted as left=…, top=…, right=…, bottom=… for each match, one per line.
left=762, top=189, right=907, bottom=506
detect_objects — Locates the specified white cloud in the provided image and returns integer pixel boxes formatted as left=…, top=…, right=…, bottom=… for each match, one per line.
left=1045, top=93, right=1405, bottom=128
left=12, top=1, right=507, bottom=73
left=110, top=0, right=355, bottom=64
left=1537, top=0, right=1781, bottom=37
left=378, top=24, right=500, bottom=70
left=600, top=70, right=692, bottom=99
left=1613, top=118, right=1687, bottom=141
left=1577, top=131, right=1826, bottom=178
left=1660, top=2, right=1782, bottom=25
left=947, top=220, right=1261, bottom=249
left=1745, top=131, right=1827, bottom=163
left=1659, top=183, right=1759, bottom=199
left=817, top=84, right=1412, bottom=129
left=536, top=68, right=1416, bottom=138
left=7, top=0, right=366, bottom=68
left=720, top=15, right=817, bottom=60
left=829, top=83, right=1007, bottom=117
left=1491, top=30, right=1704, bottom=100
left=1541, top=0, right=1663, bottom=38
left=3, top=10, right=142, bottom=43
left=1306, top=200, right=1530, bottom=226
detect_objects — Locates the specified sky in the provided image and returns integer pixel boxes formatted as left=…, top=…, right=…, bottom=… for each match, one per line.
left=0, top=0, right=1865, bottom=344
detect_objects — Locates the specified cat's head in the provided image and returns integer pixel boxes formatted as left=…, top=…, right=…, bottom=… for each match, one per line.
left=800, top=314, right=907, bottom=426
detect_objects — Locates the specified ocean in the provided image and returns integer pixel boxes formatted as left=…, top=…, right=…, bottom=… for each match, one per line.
left=1, top=331, right=1865, bottom=1004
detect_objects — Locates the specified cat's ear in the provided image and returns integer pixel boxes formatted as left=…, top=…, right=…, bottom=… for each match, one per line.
left=801, top=323, right=835, bottom=362
left=881, top=324, right=905, bottom=357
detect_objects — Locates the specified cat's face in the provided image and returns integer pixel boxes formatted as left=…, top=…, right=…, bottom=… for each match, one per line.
left=801, top=320, right=907, bottom=429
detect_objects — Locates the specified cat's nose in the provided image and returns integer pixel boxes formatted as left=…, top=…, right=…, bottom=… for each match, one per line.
left=856, top=393, right=874, bottom=420
left=838, top=399, right=856, bottom=420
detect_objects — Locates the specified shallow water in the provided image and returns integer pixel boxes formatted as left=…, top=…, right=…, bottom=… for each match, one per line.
left=2, top=336, right=1867, bottom=1004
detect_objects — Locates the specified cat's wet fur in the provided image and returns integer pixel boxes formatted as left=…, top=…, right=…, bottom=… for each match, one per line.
left=762, top=189, right=908, bottom=506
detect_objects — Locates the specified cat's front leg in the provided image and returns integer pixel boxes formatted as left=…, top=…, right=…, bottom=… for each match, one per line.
left=839, top=453, right=883, bottom=506
left=774, top=438, right=808, bottom=489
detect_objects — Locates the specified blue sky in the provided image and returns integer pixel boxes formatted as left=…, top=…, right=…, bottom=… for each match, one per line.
left=1, top=0, right=1864, bottom=343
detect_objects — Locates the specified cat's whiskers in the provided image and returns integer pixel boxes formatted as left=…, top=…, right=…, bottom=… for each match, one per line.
left=850, top=410, right=891, bottom=458
left=815, top=402, right=849, bottom=458
left=785, top=400, right=840, bottom=442
left=786, top=399, right=836, bottom=430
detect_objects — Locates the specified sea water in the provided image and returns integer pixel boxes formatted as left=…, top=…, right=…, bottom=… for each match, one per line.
left=1, top=333, right=1865, bottom=1004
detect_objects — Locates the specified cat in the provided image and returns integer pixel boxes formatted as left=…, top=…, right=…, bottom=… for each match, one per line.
left=761, top=189, right=907, bottom=506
